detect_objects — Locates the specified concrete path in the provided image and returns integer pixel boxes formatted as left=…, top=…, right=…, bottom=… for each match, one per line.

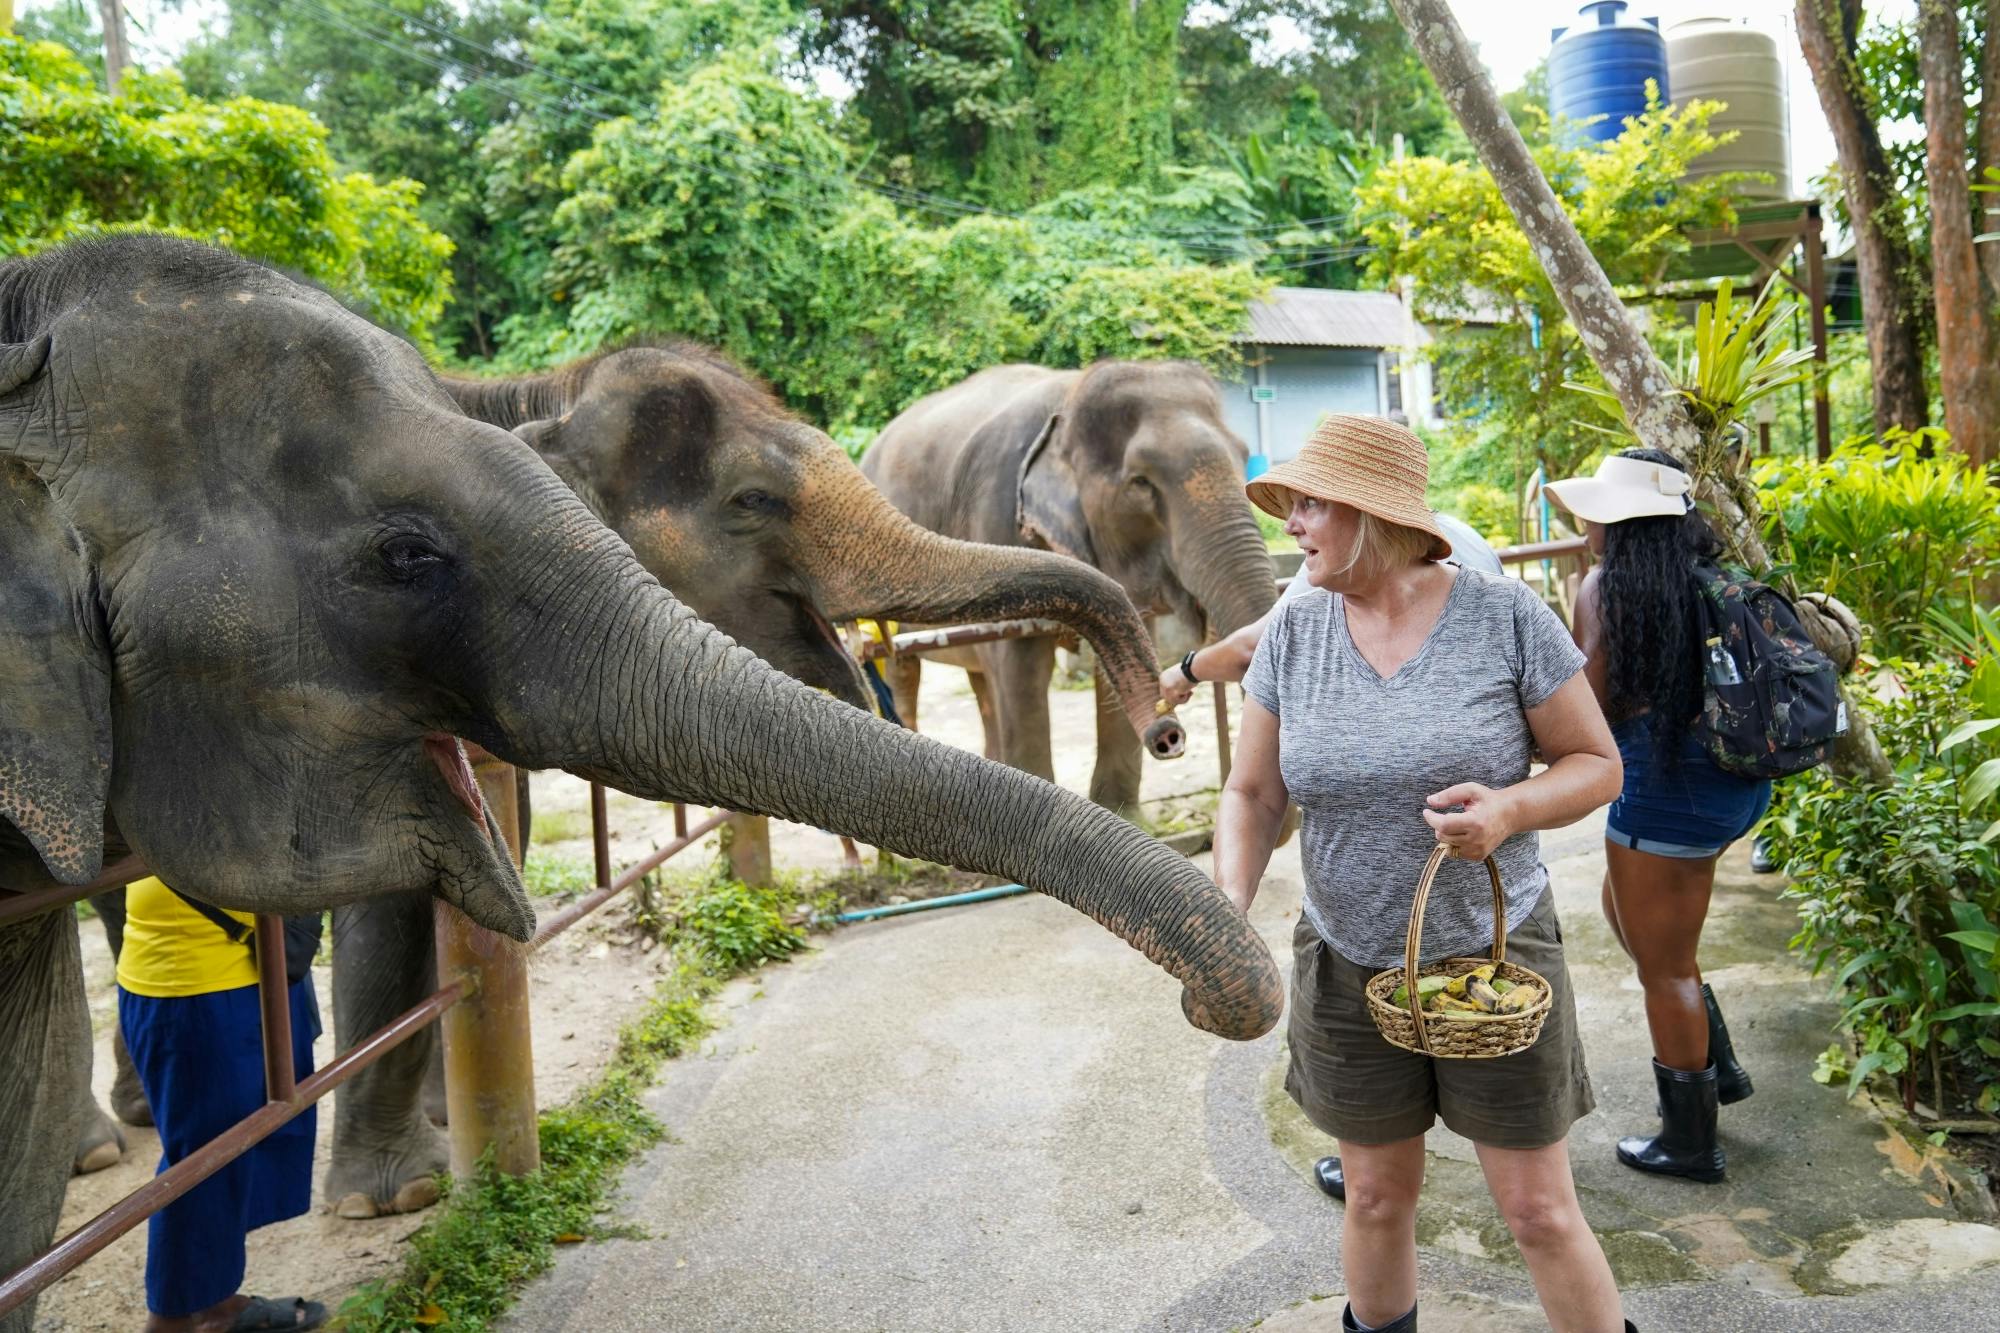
left=508, top=815, right=2000, bottom=1331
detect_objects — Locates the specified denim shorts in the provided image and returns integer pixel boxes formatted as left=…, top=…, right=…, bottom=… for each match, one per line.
left=1606, top=716, right=1772, bottom=859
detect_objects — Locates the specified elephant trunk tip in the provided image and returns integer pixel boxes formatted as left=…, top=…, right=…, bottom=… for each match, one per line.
left=1143, top=714, right=1186, bottom=761
left=1180, top=975, right=1284, bottom=1042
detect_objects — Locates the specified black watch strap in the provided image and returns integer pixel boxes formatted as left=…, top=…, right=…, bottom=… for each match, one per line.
left=1180, top=649, right=1200, bottom=684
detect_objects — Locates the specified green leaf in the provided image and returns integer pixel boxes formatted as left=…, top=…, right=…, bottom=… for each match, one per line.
left=1968, top=759, right=2000, bottom=809
left=1939, top=718, right=2000, bottom=753
left=1932, top=1002, right=2000, bottom=1022
left=1845, top=1049, right=1894, bottom=1098
left=1943, top=930, right=2000, bottom=954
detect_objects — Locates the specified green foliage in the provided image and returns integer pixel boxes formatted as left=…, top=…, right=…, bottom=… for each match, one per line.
left=1357, top=95, right=1745, bottom=486
left=1434, top=483, right=1517, bottom=548
left=0, top=35, right=453, bottom=340
left=521, top=851, right=594, bottom=899
left=676, top=879, right=808, bottom=971
left=1756, top=432, right=2000, bottom=657
left=1769, top=661, right=2000, bottom=1116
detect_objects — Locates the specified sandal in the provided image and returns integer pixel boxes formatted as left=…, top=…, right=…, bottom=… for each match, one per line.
left=226, top=1296, right=327, bottom=1331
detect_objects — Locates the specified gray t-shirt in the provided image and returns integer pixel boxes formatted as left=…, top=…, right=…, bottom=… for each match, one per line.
left=1243, top=568, right=1587, bottom=968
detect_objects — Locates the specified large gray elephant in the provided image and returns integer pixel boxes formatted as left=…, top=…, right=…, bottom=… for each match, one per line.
left=861, top=361, right=1281, bottom=811
left=0, top=238, right=1279, bottom=1330
left=318, top=340, right=1193, bottom=1218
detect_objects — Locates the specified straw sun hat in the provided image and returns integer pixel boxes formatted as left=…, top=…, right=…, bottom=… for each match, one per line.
left=1244, top=414, right=1452, bottom=561
left=1543, top=454, right=1695, bottom=525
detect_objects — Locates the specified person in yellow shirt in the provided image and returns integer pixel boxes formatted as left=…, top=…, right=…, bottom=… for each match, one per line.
left=117, top=877, right=325, bottom=1332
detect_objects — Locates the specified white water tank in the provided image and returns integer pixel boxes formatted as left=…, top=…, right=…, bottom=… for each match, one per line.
left=1667, top=17, right=1791, bottom=199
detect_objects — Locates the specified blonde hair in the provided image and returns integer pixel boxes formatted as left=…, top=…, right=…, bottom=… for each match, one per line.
left=1330, top=507, right=1437, bottom=579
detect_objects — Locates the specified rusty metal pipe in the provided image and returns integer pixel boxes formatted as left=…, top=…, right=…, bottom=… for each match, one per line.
left=253, top=915, right=296, bottom=1104
left=0, top=977, right=469, bottom=1319
left=852, top=618, right=1066, bottom=662
left=0, top=855, right=149, bottom=928
left=529, top=808, right=730, bottom=950
left=590, top=781, right=612, bottom=889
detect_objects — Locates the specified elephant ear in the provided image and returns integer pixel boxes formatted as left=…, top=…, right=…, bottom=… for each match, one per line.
left=0, top=336, right=113, bottom=884
left=1016, top=414, right=1096, bottom=563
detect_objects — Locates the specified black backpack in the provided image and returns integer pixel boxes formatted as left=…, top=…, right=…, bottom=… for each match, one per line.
left=1690, top=561, right=1846, bottom=779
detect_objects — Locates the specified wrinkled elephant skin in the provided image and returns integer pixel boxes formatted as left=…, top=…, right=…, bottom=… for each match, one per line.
left=0, top=242, right=1278, bottom=1327
left=862, top=362, right=1280, bottom=810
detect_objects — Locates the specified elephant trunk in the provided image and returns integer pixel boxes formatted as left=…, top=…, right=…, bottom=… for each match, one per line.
left=796, top=453, right=1184, bottom=760
left=1167, top=471, right=1280, bottom=640
left=506, top=556, right=1279, bottom=1041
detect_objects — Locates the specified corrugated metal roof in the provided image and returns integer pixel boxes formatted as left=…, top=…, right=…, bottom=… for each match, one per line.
left=1241, top=287, right=1419, bottom=348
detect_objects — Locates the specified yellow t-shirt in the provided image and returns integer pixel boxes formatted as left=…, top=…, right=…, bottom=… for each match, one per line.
left=115, top=876, right=260, bottom=998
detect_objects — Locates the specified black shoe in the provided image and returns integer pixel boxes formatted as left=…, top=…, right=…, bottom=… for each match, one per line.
left=1313, top=1155, right=1345, bottom=1201
left=1705, top=983, right=1754, bottom=1106
left=1341, top=1301, right=1416, bottom=1332
left=1618, top=1059, right=1726, bottom=1183
left=1749, top=834, right=1778, bottom=874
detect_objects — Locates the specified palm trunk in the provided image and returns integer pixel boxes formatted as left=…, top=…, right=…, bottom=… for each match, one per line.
left=1919, top=0, right=2000, bottom=470
left=1390, top=0, right=1894, bottom=786
left=1795, top=0, right=1931, bottom=435
left=795, top=451, right=1185, bottom=756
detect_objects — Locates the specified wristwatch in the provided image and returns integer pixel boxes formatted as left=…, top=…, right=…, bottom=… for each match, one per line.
left=1179, top=649, right=1200, bottom=684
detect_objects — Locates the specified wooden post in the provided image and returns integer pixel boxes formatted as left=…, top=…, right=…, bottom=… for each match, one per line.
left=96, top=0, right=130, bottom=94
left=723, top=813, right=772, bottom=887
left=435, top=752, right=540, bottom=1180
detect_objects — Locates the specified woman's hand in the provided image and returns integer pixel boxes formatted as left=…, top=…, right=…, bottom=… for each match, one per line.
left=1158, top=663, right=1196, bottom=708
left=1422, top=783, right=1516, bottom=862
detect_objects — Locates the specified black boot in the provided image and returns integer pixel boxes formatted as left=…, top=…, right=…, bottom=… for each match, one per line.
left=1314, top=1155, right=1345, bottom=1201
left=1341, top=1301, right=1415, bottom=1332
left=1618, top=1059, right=1725, bottom=1182
left=1749, top=834, right=1778, bottom=874
left=1704, top=983, right=1754, bottom=1106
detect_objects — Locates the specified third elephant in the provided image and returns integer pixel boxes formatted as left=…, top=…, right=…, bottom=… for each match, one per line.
left=862, top=361, right=1280, bottom=812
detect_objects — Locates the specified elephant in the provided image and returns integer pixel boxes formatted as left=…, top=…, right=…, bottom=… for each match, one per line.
left=310, top=338, right=1196, bottom=1218
left=861, top=361, right=1282, bottom=811
left=0, top=238, right=1280, bottom=1330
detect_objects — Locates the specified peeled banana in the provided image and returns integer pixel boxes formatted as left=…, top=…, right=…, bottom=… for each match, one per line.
left=1496, top=982, right=1543, bottom=1013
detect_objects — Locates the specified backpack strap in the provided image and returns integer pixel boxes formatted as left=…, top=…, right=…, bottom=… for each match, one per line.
left=165, top=883, right=254, bottom=946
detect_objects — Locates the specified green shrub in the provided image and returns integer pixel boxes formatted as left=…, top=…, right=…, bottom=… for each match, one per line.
left=1757, top=431, right=2000, bottom=658
left=1768, top=660, right=2000, bottom=1115
left=521, top=851, right=594, bottom=898
left=678, top=879, right=807, bottom=971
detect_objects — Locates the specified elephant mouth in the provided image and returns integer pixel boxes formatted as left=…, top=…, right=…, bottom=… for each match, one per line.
left=789, top=593, right=873, bottom=711
left=423, top=734, right=487, bottom=828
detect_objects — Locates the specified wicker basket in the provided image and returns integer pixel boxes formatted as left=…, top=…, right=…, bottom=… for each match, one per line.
left=1364, top=844, right=1552, bottom=1059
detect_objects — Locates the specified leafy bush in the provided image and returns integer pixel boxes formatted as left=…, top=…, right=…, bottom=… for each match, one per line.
left=677, top=879, right=807, bottom=971
left=1, top=36, right=454, bottom=342
left=1769, top=660, right=2000, bottom=1115
left=1757, top=431, right=2000, bottom=657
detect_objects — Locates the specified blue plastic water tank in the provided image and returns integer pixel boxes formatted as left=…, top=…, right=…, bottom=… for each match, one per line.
left=1548, top=1, right=1671, bottom=143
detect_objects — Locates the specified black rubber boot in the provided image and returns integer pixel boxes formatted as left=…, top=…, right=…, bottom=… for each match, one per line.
left=1749, top=833, right=1778, bottom=874
left=1341, top=1301, right=1415, bottom=1332
left=1618, top=1059, right=1726, bottom=1182
left=1314, top=1155, right=1345, bottom=1201
left=1705, top=983, right=1754, bottom=1106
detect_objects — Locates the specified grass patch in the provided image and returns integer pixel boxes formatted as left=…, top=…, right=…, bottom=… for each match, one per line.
left=332, top=873, right=822, bottom=1332
left=529, top=806, right=591, bottom=844
left=521, top=850, right=595, bottom=899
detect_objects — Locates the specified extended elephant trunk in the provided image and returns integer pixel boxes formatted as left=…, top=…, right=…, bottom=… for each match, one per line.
left=795, top=452, right=1185, bottom=760
left=1168, top=470, right=1280, bottom=640
left=513, top=555, right=1279, bottom=1040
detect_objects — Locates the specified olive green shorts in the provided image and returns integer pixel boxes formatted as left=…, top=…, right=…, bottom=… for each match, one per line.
left=1283, top=889, right=1595, bottom=1150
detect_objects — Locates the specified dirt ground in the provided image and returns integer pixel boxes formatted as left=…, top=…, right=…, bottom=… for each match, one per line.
left=35, top=653, right=1227, bottom=1330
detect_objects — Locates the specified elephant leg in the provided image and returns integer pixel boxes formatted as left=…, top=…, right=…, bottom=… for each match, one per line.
left=327, top=890, right=446, bottom=1218
left=883, top=653, right=921, bottom=733
left=89, top=888, right=152, bottom=1127
left=1089, top=665, right=1144, bottom=817
left=1, top=912, right=91, bottom=1333
left=985, top=636, right=1058, bottom=782
left=72, top=1073, right=125, bottom=1175
left=965, top=669, right=1002, bottom=762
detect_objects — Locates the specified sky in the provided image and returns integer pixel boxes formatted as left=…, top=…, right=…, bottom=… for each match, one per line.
left=26, top=0, right=1913, bottom=203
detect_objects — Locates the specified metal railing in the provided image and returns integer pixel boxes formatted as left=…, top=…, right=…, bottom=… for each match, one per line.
left=0, top=771, right=717, bottom=1319
left=1, top=536, right=1592, bottom=1316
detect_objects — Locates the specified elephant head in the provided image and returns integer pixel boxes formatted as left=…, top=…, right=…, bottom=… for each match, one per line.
left=0, top=238, right=1275, bottom=1039
left=1019, top=361, right=1278, bottom=641
left=442, top=344, right=1184, bottom=758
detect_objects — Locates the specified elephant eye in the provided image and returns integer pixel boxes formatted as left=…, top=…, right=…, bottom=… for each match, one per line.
left=732, top=489, right=786, bottom=517
left=379, top=534, right=448, bottom=582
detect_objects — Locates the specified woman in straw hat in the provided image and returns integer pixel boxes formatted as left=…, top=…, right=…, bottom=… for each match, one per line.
left=1215, top=415, right=1632, bottom=1333
left=1546, top=449, right=1770, bottom=1187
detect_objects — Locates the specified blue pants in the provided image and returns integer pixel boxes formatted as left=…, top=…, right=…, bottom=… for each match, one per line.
left=1607, top=717, right=1772, bottom=858
left=118, top=978, right=321, bottom=1318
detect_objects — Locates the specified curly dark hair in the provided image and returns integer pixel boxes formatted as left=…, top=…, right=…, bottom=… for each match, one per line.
left=1597, top=449, right=1723, bottom=762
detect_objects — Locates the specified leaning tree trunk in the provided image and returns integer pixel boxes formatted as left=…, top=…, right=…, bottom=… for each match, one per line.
left=1974, top=0, right=2000, bottom=299
left=1796, top=0, right=1932, bottom=435
left=1391, top=0, right=1894, bottom=786
left=1918, top=0, right=2000, bottom=471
